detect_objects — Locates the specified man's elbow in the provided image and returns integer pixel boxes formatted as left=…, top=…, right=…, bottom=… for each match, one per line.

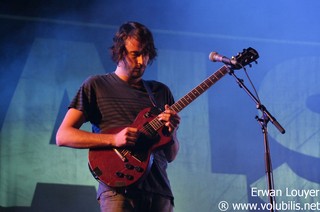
left=165, top=149, right=179, bottom=163
left=167, top=155, right=176, bottom=163
left=55, top=130, right=65, bottom=147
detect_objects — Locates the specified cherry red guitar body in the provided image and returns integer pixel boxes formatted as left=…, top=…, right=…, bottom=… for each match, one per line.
left=88, top=107, right=172, bottom=188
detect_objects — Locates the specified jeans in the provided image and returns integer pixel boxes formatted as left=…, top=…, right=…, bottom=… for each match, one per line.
left=99, top=190, right=174, bottom=212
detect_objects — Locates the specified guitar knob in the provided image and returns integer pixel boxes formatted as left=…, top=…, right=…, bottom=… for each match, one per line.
left=116, top=171, right=124, bottom=178
left=135, top=166, right=144, bottom=172
left=126, top=175, right=134, bottom=180
left=125, top=163, right=134, bottom=170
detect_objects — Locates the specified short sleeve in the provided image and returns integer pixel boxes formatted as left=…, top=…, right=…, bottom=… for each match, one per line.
left=69, top=76, right=100, bottom=123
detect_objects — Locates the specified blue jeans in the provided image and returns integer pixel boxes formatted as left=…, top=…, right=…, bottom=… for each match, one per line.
left=99, top=190, right=174, bottom=212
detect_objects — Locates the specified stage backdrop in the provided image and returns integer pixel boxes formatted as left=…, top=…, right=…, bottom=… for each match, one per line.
left=1, top=1, right=320, bottom=212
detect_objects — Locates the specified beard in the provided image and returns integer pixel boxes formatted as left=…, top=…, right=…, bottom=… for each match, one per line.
left=123, top=58, right=146, bottom=79
left=131, top=67, right=145, bottom=80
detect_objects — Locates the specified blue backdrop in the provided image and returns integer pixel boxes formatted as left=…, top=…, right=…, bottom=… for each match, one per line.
left=1, top=1, right=320, bottom=211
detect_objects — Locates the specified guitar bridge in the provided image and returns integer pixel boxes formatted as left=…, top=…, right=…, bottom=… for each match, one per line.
left=113, top=148, right=127, bottom=162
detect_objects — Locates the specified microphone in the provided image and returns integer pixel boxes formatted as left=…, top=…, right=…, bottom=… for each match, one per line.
left=209, top=52, right=238, bottom=66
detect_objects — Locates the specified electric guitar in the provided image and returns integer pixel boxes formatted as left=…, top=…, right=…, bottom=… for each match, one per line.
left=88, top=47, right=259, bottom=188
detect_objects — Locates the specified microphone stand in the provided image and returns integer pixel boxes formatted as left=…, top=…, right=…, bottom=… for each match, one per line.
left=227, top=67, right=285, bottom=212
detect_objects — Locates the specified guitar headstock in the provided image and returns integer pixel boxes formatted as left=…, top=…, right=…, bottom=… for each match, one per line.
left=232, top=47, right=259, bottom=70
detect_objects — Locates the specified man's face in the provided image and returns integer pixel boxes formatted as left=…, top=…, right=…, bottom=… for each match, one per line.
left=121, top=37, right=150, bottom=80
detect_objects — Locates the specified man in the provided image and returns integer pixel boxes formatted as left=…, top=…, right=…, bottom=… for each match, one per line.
left=56, top=21, right=180, bottom=212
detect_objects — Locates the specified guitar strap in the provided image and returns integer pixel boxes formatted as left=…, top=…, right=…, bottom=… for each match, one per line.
left=142, top=80, right=161, bottom=110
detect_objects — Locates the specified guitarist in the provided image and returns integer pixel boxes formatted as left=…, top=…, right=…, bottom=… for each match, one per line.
left=56, top=21, right=181, bottom=212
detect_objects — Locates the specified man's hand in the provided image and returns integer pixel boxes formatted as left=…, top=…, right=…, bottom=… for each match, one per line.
left=114, top=127, right=139, bottom=147
left=157, top=104, right=180, bottom=133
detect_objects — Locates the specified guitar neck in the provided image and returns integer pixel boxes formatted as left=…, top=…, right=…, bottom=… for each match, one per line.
left=170, top=65, right=229, bottom=113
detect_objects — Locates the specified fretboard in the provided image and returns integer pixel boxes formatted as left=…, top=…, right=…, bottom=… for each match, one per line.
left=145, top=65, right=230, bottom=134
left=170, top=65, right=229, bottom=113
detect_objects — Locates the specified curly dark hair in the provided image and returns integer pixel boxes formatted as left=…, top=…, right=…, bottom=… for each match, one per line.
left=110, top=21, right=157, bottom=64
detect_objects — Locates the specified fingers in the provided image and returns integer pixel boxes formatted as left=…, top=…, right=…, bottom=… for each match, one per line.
left=125, top=127, right=139, bottom=140
left=115, top=127, right=139, bottom=147
left=158, top=105, right=180, bottom=132
left=124, top=127, right=139, bottom=145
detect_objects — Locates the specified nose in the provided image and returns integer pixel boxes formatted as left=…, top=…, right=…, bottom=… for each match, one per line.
left=137, top=55, right=143, bottom=66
